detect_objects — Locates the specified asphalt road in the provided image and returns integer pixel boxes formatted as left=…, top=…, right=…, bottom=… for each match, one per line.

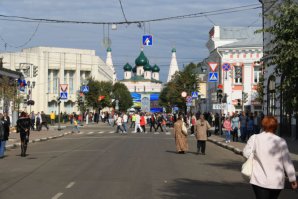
left=0, top=124, right=297, bottom=199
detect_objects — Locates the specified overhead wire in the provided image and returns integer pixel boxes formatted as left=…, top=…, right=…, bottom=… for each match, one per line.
left=0, top=22, right=40, bottom=48
left=0, top=4, right=261, bottom=25
left=118, top=0, right=128, bottom=22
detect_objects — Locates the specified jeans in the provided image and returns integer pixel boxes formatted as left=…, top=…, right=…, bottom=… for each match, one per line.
left=72, top=125, right=80, bottom=132
left=197, top=140, right=206, bottom=154
left=232, top=128, right=238, bottom=142
left=122, top=122, right=127, bottom=132
left=252, top=185, right=281, bottom=199
left=116, top=125, right=124, bottom=133
left=0, top=140, right=6, bottom=157
left=240, top=126, right=247, bottom=142
left=225, top=131, right=231, bottom=142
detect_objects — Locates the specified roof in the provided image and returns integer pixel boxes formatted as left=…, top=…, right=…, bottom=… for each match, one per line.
left=219, top=27, right=262, bottom=48
left=121, top=75, right=162, bottom=83
left=0, top=67, right=23, bottom=79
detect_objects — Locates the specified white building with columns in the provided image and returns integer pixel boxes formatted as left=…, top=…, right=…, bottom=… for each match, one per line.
left=205, top=26, right=263, bottom=114
left=0, top=46, right=114, bottom=114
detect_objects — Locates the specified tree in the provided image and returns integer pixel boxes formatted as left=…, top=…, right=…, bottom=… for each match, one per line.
left=112, top=82, right=133, bottom=111
left=84, top=78, right=113, bottom=109
left=159, top=63, right=198, bottom=111
left=259, top=0, right=298, bottom=113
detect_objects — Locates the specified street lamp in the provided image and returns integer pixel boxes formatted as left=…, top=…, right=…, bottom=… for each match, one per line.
left=26, top=80, right=35, bottom=113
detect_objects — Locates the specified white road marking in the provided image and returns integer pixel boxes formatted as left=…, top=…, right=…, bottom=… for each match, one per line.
left=87, top=132, right=94, bottom=135
left=52, top=192, right=63, bottom=199
left=165, top=132, right=171, bottom=135
left=66, top=181, right=75, bottom=189
left=154, top=132, right=160, bottom=134
left=78, top=132, right=84, bottom=134
left=98, top=131, right=104, bottom=134
left=108, top=131, right=115, bottom=134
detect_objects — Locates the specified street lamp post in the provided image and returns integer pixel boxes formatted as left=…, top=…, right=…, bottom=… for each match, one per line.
left=217, top=86, right=223, bottom=136
left=26, top=81, right=35, bottom=113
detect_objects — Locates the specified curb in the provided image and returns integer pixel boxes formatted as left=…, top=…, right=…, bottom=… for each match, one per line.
left=5, top=131, right=73, bottom=150
left=208, top=137, right=243, bottom=156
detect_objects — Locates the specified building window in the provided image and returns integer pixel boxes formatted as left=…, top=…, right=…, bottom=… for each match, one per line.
left=53, top=70, right=59, bottom=94
left=69, top=71, right=74, bottom=94
left=234, top=65, right=242, bottom=84
left=48, top=70, right=51, bottom=93
left=254, top=65, right=261, bottom=83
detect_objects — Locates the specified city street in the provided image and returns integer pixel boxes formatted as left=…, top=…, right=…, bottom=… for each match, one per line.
left=0, top=124, right=296, bottom=199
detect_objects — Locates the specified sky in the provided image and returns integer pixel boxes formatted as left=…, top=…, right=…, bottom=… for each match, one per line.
left=0, top=0, right=262, bottom=82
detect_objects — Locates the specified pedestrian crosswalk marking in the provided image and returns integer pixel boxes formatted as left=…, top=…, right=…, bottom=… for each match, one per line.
left=108, top=131, right=115, bottom=134
left=87, top=132, right=94, bottom=135
left=75, top=131, right=173, bottom=135
left=154, top=132, right=160, bottom=134
left=165, top=132, right=171, bottom=135
left=98, top=131, right=104, bottom=134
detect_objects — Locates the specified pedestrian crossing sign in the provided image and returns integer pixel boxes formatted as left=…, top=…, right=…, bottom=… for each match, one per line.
left=60, top=92, right=68, bottom=100
left=81, top=85, right=89, bottom=93
left=191, top=91, right=199, bottom=99
left=208, top=72, right=218, bottom=82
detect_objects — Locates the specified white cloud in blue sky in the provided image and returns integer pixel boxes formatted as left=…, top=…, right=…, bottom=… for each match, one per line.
left=0, top=0, right=262, bottom=81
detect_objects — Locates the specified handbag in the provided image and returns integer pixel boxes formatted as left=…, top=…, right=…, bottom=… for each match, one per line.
left=241, top=135, right=256, bottom=180
left=181, top=122, right=188, bottom=136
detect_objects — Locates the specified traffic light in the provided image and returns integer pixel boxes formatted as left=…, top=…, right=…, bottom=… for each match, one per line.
left=78, top=96, right=83, bottom=105
left=33, top=66, right=38, bottom=77
left=237, top=99, right=241, bottom=106
left=217, top=88, right=223, bottom=102
left=222, top=94, right=227, bottom=103
left=23, top=98, right=28, bottom=104
left=242, top=92, right=248, bottom=103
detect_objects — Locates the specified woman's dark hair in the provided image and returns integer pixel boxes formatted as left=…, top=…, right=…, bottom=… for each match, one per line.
left=20, top=111, right=27, bottom=118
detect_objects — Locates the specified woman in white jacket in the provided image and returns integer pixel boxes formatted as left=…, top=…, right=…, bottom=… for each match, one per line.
left=243, top=116, right=297, bottom=199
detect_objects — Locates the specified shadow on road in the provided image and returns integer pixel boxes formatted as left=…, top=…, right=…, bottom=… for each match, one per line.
left=158, top=178, right=252, bottom=199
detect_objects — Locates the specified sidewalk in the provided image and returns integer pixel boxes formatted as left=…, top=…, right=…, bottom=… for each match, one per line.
left=208, top=133, right=298, bottom=162
left=5, top=126, right=72, bottom=150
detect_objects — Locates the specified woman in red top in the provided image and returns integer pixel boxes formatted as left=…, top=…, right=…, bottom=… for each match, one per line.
left=140, top=113, right=146, bottom=133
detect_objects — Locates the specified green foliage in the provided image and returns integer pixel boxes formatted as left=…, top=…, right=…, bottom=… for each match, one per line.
left=112, top=82, right=133, bottom=111
left=259, top=0, right=298, bottom=113
left=83, top=78, right=132, bottom=112
left=255, top=73, right=264, bottom=104
left=0, top=76, right=20, bottom=110
left=84, top=78, right=113, bottom=109
left=159, top=63, right=198, bottom=111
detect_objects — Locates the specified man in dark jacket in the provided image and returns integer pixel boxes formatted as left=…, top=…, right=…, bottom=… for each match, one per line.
left=40, top=111, right=49, bottom=130
left=17, top=112, right=31, bottom=157
left=0, top=112, right=10, bottom=158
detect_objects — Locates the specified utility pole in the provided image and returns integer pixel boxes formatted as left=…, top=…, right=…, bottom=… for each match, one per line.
left=57, top=77, right=61, bottom=131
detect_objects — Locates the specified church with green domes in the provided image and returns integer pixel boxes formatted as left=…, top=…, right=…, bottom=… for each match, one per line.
left=120, top=49, right=163, bottom=112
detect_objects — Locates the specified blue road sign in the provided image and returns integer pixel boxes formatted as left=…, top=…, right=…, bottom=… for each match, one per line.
left=81, top=85, right=89, bottom=93
left=222, top=63, right=231, bottom=71
left=191, top=91, right=199, bottom=99
left=60, top=92, right=68, bottom=100
left=208, top=72, right=218, bottom=82
left=142, top=35, right=153, bottom=46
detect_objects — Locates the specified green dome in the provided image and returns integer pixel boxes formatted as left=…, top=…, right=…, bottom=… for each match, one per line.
left=172, top=48, right=176, bottom=52
left=107, top=47, right=112, bottom=52
left=143, top=63, right=152, bottom=71
left=123, top=63, right=132, bottom=71
left=135, top=51, right=148, bottom=66
left=132, top=66, right=137, bottom=73
left=152, top=64, right=160, bottom=72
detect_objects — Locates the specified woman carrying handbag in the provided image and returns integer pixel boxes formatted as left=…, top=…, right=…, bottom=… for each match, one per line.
left=173, top=113, right=188, bottom=154
left=243, top=116, right=297, bottom=199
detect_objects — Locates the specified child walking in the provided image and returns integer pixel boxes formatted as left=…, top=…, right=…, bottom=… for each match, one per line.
left=72, top=118, right=80, bottom=133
